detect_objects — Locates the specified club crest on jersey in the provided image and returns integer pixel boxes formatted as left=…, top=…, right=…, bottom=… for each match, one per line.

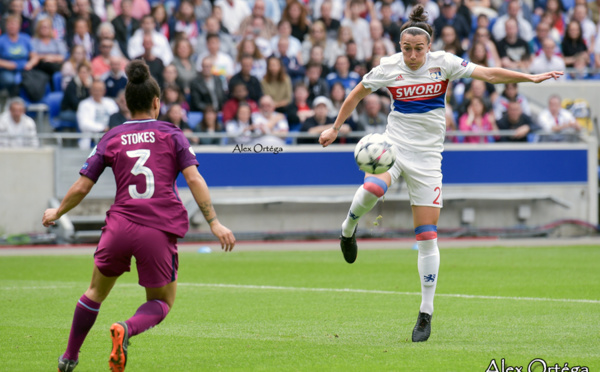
left=461, top=59, right=468, bottom=67
left=428, top=67, right=442, bottom=80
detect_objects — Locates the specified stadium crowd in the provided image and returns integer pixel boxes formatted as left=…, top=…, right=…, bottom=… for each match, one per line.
left=0, top=0, right=598, bottom=147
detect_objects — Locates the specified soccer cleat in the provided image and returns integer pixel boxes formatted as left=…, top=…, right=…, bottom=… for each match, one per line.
left=57, top=355, right=78, bottom=372
left=109, top=322, right=129, bottom=372
left=339, top=227, right=358, bottom=264
left=412, top=312, right=432, bottom=342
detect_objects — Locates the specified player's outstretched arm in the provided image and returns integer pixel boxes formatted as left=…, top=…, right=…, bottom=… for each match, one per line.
left=470, top=66, right=563, bottom=84
left=42, top=175, right=95, bottom=227
left=319, top=83, right=372, bottom=147
left=182, top=165, right=236, bottom=252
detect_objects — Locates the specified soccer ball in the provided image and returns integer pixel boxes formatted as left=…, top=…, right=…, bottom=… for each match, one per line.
left=354, top=134, right=396, bottom=174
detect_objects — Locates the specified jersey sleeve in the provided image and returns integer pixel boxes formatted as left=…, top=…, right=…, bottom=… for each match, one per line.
left=444, top=53, right=478, bottom=81
left=172, top=130, right=199, bottom=171
left=80, top=143, right=107, bottom=183
left=361, top=65, right=390, bottom=92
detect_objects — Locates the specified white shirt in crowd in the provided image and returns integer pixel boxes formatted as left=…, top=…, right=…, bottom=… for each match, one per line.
left=0, top=111, right=39, bottom=147
left=537, top=108, right=577, bottom=133
left=127, top=30, right=174, bottom=65
left=529, top=54, right=566, bottom=80
left=214, top=0, right=251, bottom=34
left=77, top=97, right=119, bottom=149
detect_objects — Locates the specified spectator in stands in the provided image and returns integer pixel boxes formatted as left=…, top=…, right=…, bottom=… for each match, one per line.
left=457, top=96, right=498, bottom=144
left=326, top=55, right=361, bottom=95
left=364, top=19, right=396, bottom=61
left=571, top=4, right=595, bottom=47
left=472, top=27, right=502, bottom=67
left=108, top=89, right=129, bottom=128
left=496, top=99, right=536, bottom=142
left=193, top=105, right=223, bottom=145
left=102, top=56, right=127, bottom=98
left=36, top=0, right=66, bottom=41
left=497, top=18, right=531, bottom=71
left=379, top=2, right=401, bottom=53
left=111, top=0, right=139, bottom=59
left=541, top=0, right=567, bottom=39
left=537, top=94, right=581, bottom=141
left=0, top=97, right=38, bottom=147
left=161, top=64, right=177, bottom=90
left=328, top=26, right=356, bottom=68
left=303, top=62, right=329, bottom=106
left=529, top=37, right=566, bottom=79
left=196, top=16, right=237, bottom=60
left=195, top=33, right=235, bottom=91
left=283, top=81, right=313, bottom=130
left=329, top=81, right=358, bottom=125
left=221, top=81, right=259, bottom=123
left=190, top=56, right=226, bottom=112
left=561, top=20, right=588, bottom=67
left=458, top=79, right=494, bottom=117
left=172, top=38, right=196, bottom=96
left=160, top=82, right=189, bottom=119
left=282, top=0, right=310, bottom=42
left=128, top=15, right=173, bottom=66
left=0, top=15, right=36, bottom=97
left=169, top=0, right=201, bottom=47
left=433, top=0, right=471, bottom=46
left=1, top=0, right=33, bottom=35
left=60, top=62, right=92, bottom=125
left=251, top=94, right=288, bottom=146
left=214, top=0, right=251, bottom=35
left=235, top=37, right=267, bottom=81
left=135, top=34, right=164, bottom=88
left=96, top=22, right=125, bottom=58
left=492, top=0, right=534, bottom=42
left=193, top=0, right=212, bottom=25
left=112, top=0, right=150, bottom=22
left=151, top=4, right=169, bottom=39
left=238, top=0, right=277, bottom=40
left=225, top=102, right=256, bottom=145
left=300, top=21, right=331, bottom=69
left=31, top=16, right=67, bottom=82
left=433, top=25, right=465, bottom=57
left=341, top=0, right=370, bottom=59
left=66, top=0, right=100, bottom=43
left=229, top=54, right=263, bottom=104
left=590, top=0, right=600, bottom=24
left=356, top=94, right=386, bottom=134
left=299, top=95, right=346, bottom=144
left=594, top=28, right=600, bottom=70
left=68, top=17, right=95, bottom=60
left=161, top=103, right=193, bottom=138
left=493, top=83, right=531, bottom=120
left=76, top=79, right=118, bottom=148
left=91, top=38, right=123, bottom=78
left=566, top=52, right=600, bottom=80
left=468, top=41, right=491, bottom=68
left=270, top=19, right=302, bottom=60
left=261, top=56, right=292, bottom=111
left=60, top=44, right=87, bottom=90
left=529, top=21, right=560, bottom=56
left=317, top=0, right=341, bottom=40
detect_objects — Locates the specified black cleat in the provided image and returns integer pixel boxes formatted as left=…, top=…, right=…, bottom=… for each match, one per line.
left=339, top=227, right=358, bottom=264
left=57, top=355, right=78, bottom=372
left=412, top=312, right=432, bottom=342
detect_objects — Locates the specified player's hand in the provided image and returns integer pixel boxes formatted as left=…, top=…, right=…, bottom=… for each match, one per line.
left=319, top=127, right=338, bottom=147
left=210, top=222, right=236, bottom=252
left=42, top=208, right=60, bottom=227
left=531, top=71, right=563, bottom=83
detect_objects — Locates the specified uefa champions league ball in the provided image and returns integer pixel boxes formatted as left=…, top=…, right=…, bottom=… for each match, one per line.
left=354, top=134, right=396, bottom=174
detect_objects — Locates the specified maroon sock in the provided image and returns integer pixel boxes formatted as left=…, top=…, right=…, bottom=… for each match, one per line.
left=63, top=294, right=101, bottom=361
left=125, top=300, right=170, bottom=337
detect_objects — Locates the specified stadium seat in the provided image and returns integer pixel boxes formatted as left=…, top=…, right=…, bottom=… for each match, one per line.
left=43, top=91, right=78, bottom=131
left=187, top=111, right=203, bottom=130
left=19, top=82, right=51, bottom=104
left=52, top=72, right=62, bottom=92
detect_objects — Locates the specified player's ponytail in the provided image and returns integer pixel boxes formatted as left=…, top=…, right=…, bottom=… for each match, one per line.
left=400, top=5, right=433, bottom=42
left=124, top=60, right=161, bottom=115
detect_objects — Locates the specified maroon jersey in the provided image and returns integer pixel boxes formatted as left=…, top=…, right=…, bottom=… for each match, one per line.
left=81, top=119, right=199, bottom=238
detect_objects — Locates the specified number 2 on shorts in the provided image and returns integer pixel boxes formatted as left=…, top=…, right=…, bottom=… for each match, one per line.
left=433, top=187, right=441, bottom=205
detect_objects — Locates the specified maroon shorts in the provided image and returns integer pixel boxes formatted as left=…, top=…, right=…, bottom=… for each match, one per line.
left=94, top=212, right=178, bottom=288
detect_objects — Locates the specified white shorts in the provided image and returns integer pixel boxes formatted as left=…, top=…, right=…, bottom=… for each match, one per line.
left=386, top=142, right=443, bottom=208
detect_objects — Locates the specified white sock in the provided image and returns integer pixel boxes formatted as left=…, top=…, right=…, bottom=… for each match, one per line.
left=341, top=186, right=380, bottom=237
left=417, top=238, right=440, bottom=315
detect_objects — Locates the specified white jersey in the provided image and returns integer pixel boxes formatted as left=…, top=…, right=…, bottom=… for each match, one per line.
left=361, top=51, right=477, bottom=153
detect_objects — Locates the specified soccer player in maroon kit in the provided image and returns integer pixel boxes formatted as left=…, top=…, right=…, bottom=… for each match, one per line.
left=43, top=60, right=236, bottom=372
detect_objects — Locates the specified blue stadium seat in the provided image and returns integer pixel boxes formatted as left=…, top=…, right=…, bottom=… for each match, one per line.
left=52, top=72, right=62, bottom=92
left=187, top=111, right=203, bottom=130
left=43, top=91, right=78, bottom=131
left=19, top=82, right=51, bottom=104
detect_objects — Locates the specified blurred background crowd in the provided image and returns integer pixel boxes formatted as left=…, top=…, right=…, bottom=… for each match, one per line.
left=0, top=0, right=598, bottom=148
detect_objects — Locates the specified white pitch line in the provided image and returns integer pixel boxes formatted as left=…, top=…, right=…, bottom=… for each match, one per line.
left=1, top=282, right=599, bottom=304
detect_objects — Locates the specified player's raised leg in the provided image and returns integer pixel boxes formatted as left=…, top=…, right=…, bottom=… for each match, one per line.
left=411, top=206, right=440, bottom=342
left=58, top=265, right=119, bottom=372
left=340, top=172, right=392, bottom=263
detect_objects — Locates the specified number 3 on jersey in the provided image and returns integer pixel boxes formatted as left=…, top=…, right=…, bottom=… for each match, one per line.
left=127, top=149, right=155, bottom=199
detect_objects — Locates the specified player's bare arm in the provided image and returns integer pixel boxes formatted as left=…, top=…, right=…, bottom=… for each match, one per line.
left=42, top=175, right=95, bottom=227
left=182, top=165, right=236, bottom=251
left=319, top=83, right=372, bottom=147
left=470, top=66, right=564, bottom=84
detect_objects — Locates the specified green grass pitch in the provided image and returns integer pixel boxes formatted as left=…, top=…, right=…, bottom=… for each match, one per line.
left=1, top=244, right=599, bottom=371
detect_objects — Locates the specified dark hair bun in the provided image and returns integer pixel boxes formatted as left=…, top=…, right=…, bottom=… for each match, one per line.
left=126, top=60, right=150, bottom=84
left=408, top=4, right=429, bottom=23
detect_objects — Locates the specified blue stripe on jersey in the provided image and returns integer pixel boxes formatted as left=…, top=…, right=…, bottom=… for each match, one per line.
left=393, top=95, right=446, bottom=114
left=414, top=224, right=437, bottom=234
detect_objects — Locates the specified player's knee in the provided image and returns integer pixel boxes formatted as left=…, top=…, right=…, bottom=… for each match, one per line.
left=415, top=225, right=437, bottom=242
left=363, top=176, right=388, bottom=198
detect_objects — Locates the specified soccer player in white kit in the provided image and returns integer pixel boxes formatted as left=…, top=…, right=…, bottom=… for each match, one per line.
left=319, top=5, right=563, bottom=342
